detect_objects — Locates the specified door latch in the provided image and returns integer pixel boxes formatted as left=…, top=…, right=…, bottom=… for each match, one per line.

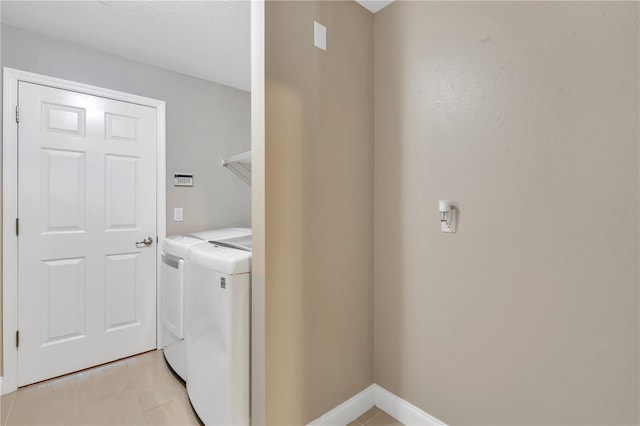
left=135, top=237, right=154, bottom=248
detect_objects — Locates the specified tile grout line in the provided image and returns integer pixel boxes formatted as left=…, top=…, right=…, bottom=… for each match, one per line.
left=3, top=394, right=16, bottom=426
left=128, top=358, right=148, bottom=417
left=130, top=382, right=149, bottom=421
left=142, top=393, right=179, bottom=414
left=363, top=411, right=383, bottom=425
left=73, top=374, right=79, bottom=417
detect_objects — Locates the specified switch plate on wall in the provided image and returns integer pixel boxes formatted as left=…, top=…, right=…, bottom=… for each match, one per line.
left=441, top=208, right=456, bottom=233
left=174, top=208, right=183, bottom=222
left=314, top=21, right=326, bottom=51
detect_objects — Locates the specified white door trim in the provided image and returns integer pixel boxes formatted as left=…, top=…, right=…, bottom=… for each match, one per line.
left=2, top=67, right=166, bottom=395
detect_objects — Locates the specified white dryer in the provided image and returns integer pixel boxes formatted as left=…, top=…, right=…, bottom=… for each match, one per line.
left=185, top=241, right=252, bottom=425
left=161, top=228, right=250, bottom=380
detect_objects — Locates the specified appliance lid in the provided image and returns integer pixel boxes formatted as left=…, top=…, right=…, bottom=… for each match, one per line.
left=188, top=242, right=252, bottom=274
left=163, top=234, right=205, bottom=258
left=191, top=227, right=251, bottom=241
left=209, top=235, right=252, bottom=252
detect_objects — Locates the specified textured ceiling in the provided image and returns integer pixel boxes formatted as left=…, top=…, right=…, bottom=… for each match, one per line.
left=354, top=0, right=395, bottom=13
left=1, top=1, right=250, bottom=91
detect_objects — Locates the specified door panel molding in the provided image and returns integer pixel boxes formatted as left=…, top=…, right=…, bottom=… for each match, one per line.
left=2, top=68, right=166, bottom=394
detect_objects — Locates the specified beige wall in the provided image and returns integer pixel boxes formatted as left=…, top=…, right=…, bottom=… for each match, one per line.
left=265, top=1, right=374, bottom=424
left=374, top=1, right=639, bottom=425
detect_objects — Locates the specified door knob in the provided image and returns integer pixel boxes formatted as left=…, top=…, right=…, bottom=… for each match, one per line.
left=136, top=237, right=154, bottom=247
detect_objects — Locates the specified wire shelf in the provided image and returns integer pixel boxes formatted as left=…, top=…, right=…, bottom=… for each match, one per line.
left=221, top=151, right=251, bottom=185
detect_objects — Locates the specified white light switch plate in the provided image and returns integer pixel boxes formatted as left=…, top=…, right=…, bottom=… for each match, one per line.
left=441, top=209, right=456, bottom=233
left=441, top=221, right=455, bottom=233
left=174, top=208, right=183, bottom=222
left=314, top=21, right=326, bottom=51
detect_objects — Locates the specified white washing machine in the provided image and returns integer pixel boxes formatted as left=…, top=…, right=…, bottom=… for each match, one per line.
left=185, top=241, right=252, bottom=425
left=209, top=234, right=252, bottom=252
left=161, top=228, right=250, bottom=380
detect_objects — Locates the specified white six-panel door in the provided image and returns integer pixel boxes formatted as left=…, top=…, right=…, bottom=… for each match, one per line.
left=17, top=81, right=157, bottom=386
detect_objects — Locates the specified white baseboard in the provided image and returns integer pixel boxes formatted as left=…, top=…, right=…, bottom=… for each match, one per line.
left=373, top=385, right=446, bottom=426
left=308, top=383, right=446, bottom=426
left=309, top=384, right=375, bottom=425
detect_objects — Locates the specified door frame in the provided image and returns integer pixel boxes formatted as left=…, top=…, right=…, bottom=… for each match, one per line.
left=2, top=68, right=166, bottom=394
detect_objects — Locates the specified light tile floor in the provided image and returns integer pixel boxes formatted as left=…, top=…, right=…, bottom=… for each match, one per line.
left=1, top=350, right=201, bottom=426
left=349, top=406, right=403, bottom=426
left=1, top=351, right=403, bottom=426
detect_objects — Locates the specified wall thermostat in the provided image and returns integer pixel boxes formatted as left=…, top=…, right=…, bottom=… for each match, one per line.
left=174, top=173, right=193, bottom=187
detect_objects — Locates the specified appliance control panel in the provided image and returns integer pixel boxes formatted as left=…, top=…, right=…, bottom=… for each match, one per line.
left=174, top=173, right=193, bottom=187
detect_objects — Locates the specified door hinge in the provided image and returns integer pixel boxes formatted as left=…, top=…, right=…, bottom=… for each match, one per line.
left=15, top=105, right=19, bottom=123
left=16, top=331, right=19, bottom=348
left=16, top=218, right=19, bottom=236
